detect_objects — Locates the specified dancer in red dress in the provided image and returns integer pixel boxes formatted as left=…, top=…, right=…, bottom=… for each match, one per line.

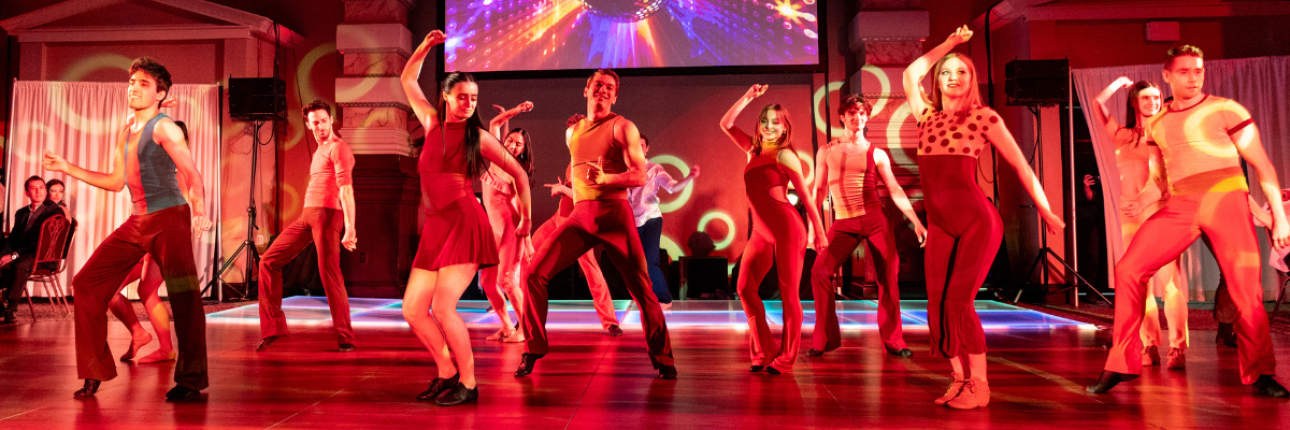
left=515, top=69, right=676, bottom=379
left=1087, top=46, right=1289, bottom=398
left=44, top=57, right=213, bottom=400
left=720, top=85, right=827, bottom=374
left=903, top=26, right=1064, bottom=409
left=400, top=30, right=534, bottom=405
left=808, top=95, right=927, bottom=359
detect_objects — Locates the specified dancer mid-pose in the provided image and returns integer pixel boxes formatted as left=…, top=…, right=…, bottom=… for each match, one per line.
left=44, top=57, right=213, bottom=400
left=720, top=84, right=826, bottom=374
left=627, top=134, right=700, bottom=308
left=256, top=100, right=359, bottom=352
left=808, top=95, right=927, bottom=359
left=903, top=26, right=1064, bottom=410
left=515, top=69, right=677, bottom=379
left=1087, top=45, right=1289, bottom=398
left=400, top=30, right=533, bottom=406
left=477, top=101, right=536, bottom=342
left=1091, top=77, right=1188, bottom=369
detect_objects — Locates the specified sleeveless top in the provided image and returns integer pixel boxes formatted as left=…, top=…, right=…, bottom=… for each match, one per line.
left=825, top=141, right=881, bottom=219
left=128, top=113, right=186, bottom=214
left=743, top=148, right=792, bottom=217
left=569, top=114, right=628, bottom=202
left=916, top=107, right=998, bottom=157
left=418, top=121, right=475, bottom=213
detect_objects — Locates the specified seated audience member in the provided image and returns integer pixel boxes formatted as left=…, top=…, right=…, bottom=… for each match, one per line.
left=0, top=176, right=61, bottom=324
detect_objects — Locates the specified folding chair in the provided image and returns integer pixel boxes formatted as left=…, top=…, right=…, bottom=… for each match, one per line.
left=26, top=215, right=76, bottom=318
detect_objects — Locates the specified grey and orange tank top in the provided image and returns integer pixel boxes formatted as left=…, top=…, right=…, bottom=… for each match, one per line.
left=128, top=113, right=187, bottom=214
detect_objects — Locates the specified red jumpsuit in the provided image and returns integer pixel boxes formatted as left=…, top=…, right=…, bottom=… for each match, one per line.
left=737, top=147, right=807, bottom=371
left=1104, top=95, right=1275, bottom=384
left=810, top=142, right=907, bottom=353
left=520, top=114, right=673, bottom=368
left=412, top=122, right=498, bottom=271
left=530, top=173, right=620, bottom=329
left=479, top=166, right=524, bottom=323
left=917, top=107, right=1001, bottom=358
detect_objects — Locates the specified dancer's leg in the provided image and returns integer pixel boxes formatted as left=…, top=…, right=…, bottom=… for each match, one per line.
left=136, top=258, right=176, bottom=363
left=637, top=217, right=672, bottom=303
left=74, top=219, right=149, bottom=384
left=1200, top=192, right=1275, bottom=384
left=310, top=208, right=355, bottom=345
left=736, top=235, right=776, bottom=367
left=809, top=220, right=862, bottom=353
left=596, top=201, right=674, bottom=368
left=582, top=250, right=620, bottom=328
left=864, top=216, right=907, bottom=352
left=257, top=218, right=314, bottom=340
left=521, top=210, right=598, bottom=356
left=146, top=206, right=206, bottom=390
left=431, top=264, right=480, bottom=387
left=108, top=260, right=151, bottom=360
left=1158, top=259, right=1189, bottom=350
left=770, top=229, right=806, bottom=371
left=403, top=268, right=454, bottom=378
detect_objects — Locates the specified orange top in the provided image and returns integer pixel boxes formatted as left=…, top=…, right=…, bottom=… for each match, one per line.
left=916, top=107, right=997, bottom=158
left=823, top=141, right=881, bottom=220
left=303, top=139, right=356, bottom=209
left=1145, top=95, right=1252, bottom=189
left=569, top=114, right=629, bottom=202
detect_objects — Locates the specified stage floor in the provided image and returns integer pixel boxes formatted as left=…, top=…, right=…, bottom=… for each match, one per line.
left=1, top=299, right=1287, bottom=429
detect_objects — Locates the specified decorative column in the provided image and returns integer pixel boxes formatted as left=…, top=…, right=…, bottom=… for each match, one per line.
left=334, top=0, right=420, bottom=298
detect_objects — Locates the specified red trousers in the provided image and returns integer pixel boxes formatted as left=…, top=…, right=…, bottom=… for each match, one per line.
left=258, top=207, right=354, bottom=343
left=74, top=205, right=207, bottom=389
left=533, top=214, right=619, bottom=328
left=1105, top=180, right=1274, bottom=384
left=736, top=219, right=807, bottom=370
left=921, top=157, right=996, bottom=358
left=810, top=212, right=906, bottom=352
left=521, top=199, right=673, bottom=367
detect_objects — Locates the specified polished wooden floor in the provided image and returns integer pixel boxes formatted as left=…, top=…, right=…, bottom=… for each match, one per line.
left=1, top=301, right=1287, bottom=429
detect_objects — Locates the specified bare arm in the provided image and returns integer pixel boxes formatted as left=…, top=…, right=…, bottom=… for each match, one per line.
left=812, top=145, right=831, bottom=213
left=154, top=119, right=211, bottom=231
left=1092, top=77, right=1132, bottom=139
left=333, top=141, right=358, bottom=250
left=1231, top=123, right=1289, bottom=248
left=984, top=111, right=1065, bottom=233
left=42, top=127, right=129, bottom=192
left=588, top=119, right=648, bottom=188
left=778, top=149, right=827, bottom=248
left=903, top=25, right=972, bottom=122
left=402, top=30, right=445, bottom=132
left=489, top=101, right=533, bottom=138
left=719, top=85, right=766, bottom=153
left=1250, top=196, right=1273, bottom=228
left=658, top=165, right=700, bottom=194
left=543, top=176, right=574, bottom=199
left=875, top=149, right=927, bottom=244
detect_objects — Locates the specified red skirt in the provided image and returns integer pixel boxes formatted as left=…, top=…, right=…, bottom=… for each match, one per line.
left=413, top=195, right=499, bottom=271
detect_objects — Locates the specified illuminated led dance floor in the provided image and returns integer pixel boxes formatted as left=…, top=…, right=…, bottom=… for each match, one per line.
left=208, top=297, right=1095, bottom=331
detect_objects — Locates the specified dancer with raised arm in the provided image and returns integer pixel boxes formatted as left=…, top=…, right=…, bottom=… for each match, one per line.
left=477, top=101, right=535, bottom=342
left=400, top=30, right=533, bottom=406
left=719, top=84, right=827, bottom=375
left=627, top=134, right=700, bottom=308
left=255, top=100, right=359, bottom=352
left=44, top=57, right=213, bottom=400
left=1090, top=77, right=1188, bottom=369
left=1086, top=46, right=1288, bottom=398
left=808, top=95, right=927, bottom=359
left=902, top=26, right=1064, bottom=409
left=515, top=69, right=676, bottom=379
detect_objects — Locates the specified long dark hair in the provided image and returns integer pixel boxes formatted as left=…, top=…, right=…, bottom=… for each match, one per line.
left=751, top=103, right=793, bottom=157
left=438, top=72, right=488, bottom=178
left=1124, top=80, right=1159, bottom=132
left=506, top=128, right=535, bottom=186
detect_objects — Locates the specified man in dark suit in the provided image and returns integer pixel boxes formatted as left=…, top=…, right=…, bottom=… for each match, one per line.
left=1, top=175, right=60, bottom=324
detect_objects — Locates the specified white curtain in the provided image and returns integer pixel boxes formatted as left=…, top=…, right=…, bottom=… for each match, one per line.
left=6, top=81, right=221, bottom=298
left=1072, top=56, right=1290, bottom=301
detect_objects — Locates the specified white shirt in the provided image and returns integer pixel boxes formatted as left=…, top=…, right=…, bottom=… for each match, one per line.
left=627, top=163, right=680, bottom=227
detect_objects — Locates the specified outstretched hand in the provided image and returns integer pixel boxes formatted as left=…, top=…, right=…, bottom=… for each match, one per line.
left=424, top=30, right=446, bottom=46
left=544, top=176, right=570, bottom=197
left=1113, top=76, right=1134, bottom=89
left=42, top=149, right=69, bottom=173
left=516, top=101, right=534, bottom=112
left=688, top=165, right=701, bottom=179
left=1042, top=210, right=1066, bottom=235
left=947, top=25, right=973, bottom=45
left=744, top=84, right=768, bottom=100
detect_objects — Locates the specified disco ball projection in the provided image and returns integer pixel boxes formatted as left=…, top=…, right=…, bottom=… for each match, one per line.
left=445, top=0, right=821, bottom=72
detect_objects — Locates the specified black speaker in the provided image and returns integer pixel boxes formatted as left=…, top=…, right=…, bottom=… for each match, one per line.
left=228, top=77, right=286, bottom=120
left=679, top=257, right=729, bottom=299
left=1005, top=59, right=1069, bottom=106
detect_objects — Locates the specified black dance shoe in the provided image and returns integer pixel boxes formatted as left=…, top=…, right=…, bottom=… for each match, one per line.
left=256, top=336, right=280, bottom=352
left=749, top=365, right=765, bottom=373
left=165, top=385, right=202, bottom=401
left=607, top=325, right=624, bottom=337
left=434, top=382, right=478, bottom=406
left=338, top=343, right=356, bottom=352
left=417, top=373, right=459, bottom=401
left=765, top=366, right=783, bottom=375
left=888, top=348, right=914, bottom=358
left=805, top=349, right=824, bottom=357
left=1, top=310, right=16, bottom=325
left=514, top=353, right=544, bottom=377
left=74, top=379, right=101, bottom=398
left=1216, top=323, right=1238, bottom=348
left=1085, top=371, right=1138, bottom=393
left=658, top=365, right=678, bottom=380
left=1254, top=375, right=1290, bottom=398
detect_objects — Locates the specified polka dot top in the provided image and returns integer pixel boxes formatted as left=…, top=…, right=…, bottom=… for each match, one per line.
left=916, top=106, right=999, bottom=157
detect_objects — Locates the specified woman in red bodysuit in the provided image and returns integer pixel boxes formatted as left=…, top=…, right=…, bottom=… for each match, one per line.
left=720, top=85, right=826, bottom=375
left=1091, top=78, right=1188, bottom=369
left=400, top=30, right=533, bottom=406
left=477, top=102, right=536, bottom=342
left=902, top=26, right=1064, bottom=410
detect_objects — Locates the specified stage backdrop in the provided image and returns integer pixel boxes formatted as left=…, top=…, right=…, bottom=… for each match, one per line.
left=1073, top=56, right=1290, bottom=301
left=6, top=81, right=221, bottom=298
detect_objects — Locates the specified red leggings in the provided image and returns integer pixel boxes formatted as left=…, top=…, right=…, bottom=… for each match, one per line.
left=258, top=207, right=354, bottom=344
left=921, top=157, right=997, bottom=358
left=533, top=214, right=619, bottom=328
left=479, top=194, right=523, bottom=325
left=810, top=212, right=906, bottom=353
left=521, top=199, right=673, bottom=367
left=74, top=205, right=206, bottom=389
left=736, top=218, right=807, bottom=370
left=1105, top=178, right=1274, bottom=384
